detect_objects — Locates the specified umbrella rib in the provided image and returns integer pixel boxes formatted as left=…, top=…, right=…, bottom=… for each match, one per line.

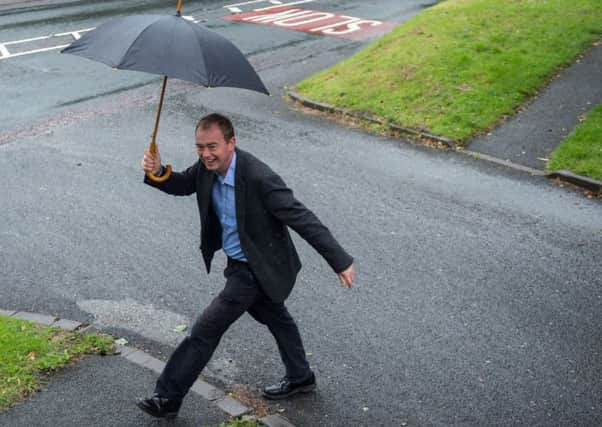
left=161, top=17, right=178, bottom=74
left=192, top=25, right=210, bottom=86
left=116, top=17, right=159, bottom=69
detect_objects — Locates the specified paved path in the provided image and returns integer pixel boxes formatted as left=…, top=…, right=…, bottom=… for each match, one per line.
left=0, top=354, right=229, bottom=427
left=468, top=43, right=602, bottom=170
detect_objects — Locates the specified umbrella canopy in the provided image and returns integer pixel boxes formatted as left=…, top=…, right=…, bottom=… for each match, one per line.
left=61, top=7, right=268, bottom=184
left=62, top=14, right=268, bottom=95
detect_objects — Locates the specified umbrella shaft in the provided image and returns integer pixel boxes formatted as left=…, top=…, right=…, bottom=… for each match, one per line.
left=150, top=75, right=168, bottom=149
left=177, top=0, right=183, bottom=14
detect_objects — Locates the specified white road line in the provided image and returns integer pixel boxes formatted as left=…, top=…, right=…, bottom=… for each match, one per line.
left=254, top=0, right=314, bottom=12
left=3, top=34, right=53, bottom=45
left=2, top=44, right=70, bottom=59
left=0, top=27, right=95, bottom=60
left=225, top=0, right=280, bottom=10
left=225, top=0, right=267, bottom=13
left=55, top=27, right=95, bottom=40
left=224, top=0, right=316, bottom=13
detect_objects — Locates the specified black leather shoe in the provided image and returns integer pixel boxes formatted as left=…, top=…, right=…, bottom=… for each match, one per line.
left=263, top=372, right=316, bottom=400
left=136, top=394, right=182, bottom=419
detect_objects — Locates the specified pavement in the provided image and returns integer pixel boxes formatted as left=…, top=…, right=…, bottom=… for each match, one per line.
left=0, top=309, right=294, bottom=427
left=1, top=39, right=601, bottom=427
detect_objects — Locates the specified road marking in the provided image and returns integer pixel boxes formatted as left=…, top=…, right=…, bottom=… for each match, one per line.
left=183, top=15, right=206, bottom=24
left=254, top=0, right=313, bottom=12
left=224, top=6, right=396, bottom=40
left=55, top=29, right=89, bottom=40
left=0, top=11, right=215, bottom=61
left=0, top=27, right=94, bottom=60
left=0, top=0, right=376, bottom=62
left=4, top=44, right=69, bottom=58
left=0, top=43, right=9, bottom=57
left=224, top=0, right=282, bottom=13
left=224, top=0, right=313, bottom=14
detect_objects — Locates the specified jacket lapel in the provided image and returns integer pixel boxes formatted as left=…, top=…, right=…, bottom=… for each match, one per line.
left=234, top=149, right=246, bottom=232
left=199, top=169, right=215, bottom=223
left=199, top=169, right=215, bottom=272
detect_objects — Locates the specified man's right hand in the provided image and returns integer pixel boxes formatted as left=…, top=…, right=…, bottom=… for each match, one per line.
left=141, top=148, right=162, bottom=175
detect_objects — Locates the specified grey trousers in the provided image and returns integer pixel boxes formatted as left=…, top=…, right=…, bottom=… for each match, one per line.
left=155, top=258, right=311, bottom=400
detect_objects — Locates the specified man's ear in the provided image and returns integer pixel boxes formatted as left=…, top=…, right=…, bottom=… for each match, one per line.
left=229, top=137, right=237, bottom=148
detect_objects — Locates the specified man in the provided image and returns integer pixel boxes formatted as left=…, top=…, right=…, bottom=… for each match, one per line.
left=137, top=113, right=354, bottom=419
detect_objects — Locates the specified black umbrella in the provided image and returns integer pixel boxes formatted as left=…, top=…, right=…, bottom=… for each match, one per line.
left=62, top=0, right=268, bottom=183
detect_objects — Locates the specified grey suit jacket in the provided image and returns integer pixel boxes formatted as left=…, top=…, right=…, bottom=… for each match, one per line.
left=144, top=148, right=353, bottom=302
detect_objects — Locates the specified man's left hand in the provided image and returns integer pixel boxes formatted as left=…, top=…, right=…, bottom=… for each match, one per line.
left=337, top=264, right=355, bottom=288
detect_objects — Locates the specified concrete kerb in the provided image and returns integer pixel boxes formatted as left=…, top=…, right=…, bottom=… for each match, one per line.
left=288, top=91, right=602, bottom=194
left=460, top=149, right=545, bottom=176
left=0, top=309, right=296, bottom=427
left=547, top=170, right=602, bottom=193
left=287, top=90, right=456, bottom=148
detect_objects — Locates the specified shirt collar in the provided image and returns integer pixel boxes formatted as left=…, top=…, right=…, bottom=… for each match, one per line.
left=217, top=150, right=236, bottom=187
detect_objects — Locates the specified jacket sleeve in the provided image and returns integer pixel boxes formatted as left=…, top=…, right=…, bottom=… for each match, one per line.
left=143, top=161, right=200, bottom=196
left=260, top=170, right=353, bottom=273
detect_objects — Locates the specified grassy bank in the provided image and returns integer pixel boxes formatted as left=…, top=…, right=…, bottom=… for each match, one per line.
left=0, top=315, right=113, bottom=411
left=295, top=0, right=602, bottom=143
left=548, top=103, right=602, bottom=180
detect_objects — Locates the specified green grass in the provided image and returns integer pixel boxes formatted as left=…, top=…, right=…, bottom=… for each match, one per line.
left=295, top=0, right=602, bottom=143
left=547, top=103, right=602, bottom=180
left=0, top=315, right=113, bottom=411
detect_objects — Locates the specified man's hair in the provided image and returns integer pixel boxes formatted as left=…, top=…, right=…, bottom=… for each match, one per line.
left=195, top=113, right=235, bottom=141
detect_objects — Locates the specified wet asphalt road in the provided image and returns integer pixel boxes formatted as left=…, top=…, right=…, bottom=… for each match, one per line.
left=1, top=1, right=601, bottom=426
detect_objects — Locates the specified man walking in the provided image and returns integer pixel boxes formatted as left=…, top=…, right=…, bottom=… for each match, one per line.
left=137, top=113, right=354, bottom=418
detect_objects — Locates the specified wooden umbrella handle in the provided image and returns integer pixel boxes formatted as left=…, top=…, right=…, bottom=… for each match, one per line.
left=145, top=76, right=172, bottom=183
left=146, top=141, right=172, bottom=183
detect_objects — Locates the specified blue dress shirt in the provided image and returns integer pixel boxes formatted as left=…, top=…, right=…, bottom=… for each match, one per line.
left=211, top=152, right=247, bottom=261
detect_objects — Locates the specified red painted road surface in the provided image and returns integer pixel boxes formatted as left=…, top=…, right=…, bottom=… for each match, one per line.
left=225, top=5, right=397, bottom=41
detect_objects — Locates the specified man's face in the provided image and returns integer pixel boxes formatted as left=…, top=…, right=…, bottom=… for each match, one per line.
left=195, top=124, right=236, bottom=176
